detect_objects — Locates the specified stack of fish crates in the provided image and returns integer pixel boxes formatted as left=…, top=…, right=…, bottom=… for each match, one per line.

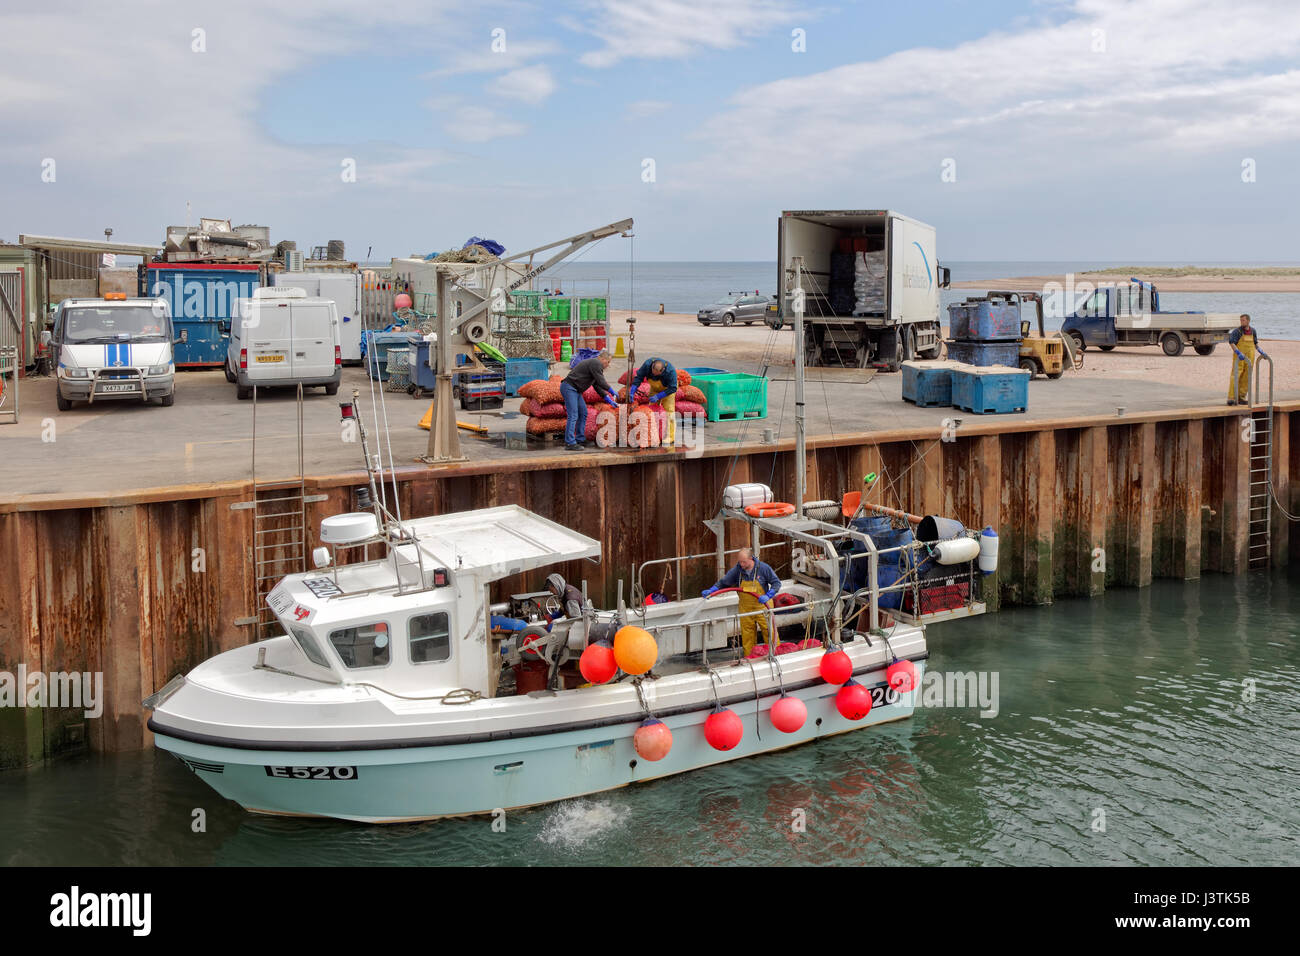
left=945, top=296, right=1021, bottom=367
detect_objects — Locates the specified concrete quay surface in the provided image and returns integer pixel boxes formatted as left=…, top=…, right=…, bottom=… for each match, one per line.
left=2, top=310, right=1296, bottom=499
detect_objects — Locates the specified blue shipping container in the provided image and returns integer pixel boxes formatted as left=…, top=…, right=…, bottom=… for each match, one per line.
left=143, top=263, right=263, bottom=367
left=948, top=299, right=1021, bottom=341
left=945, top=340, right=1020, bottom=367
left=951, top=366, right=1029, bottom=415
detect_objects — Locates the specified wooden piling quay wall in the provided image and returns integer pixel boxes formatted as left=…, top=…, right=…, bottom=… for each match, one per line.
left=1, top=403, right=1296, bottom=765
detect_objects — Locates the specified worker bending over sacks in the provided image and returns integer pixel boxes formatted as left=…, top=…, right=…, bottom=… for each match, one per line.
left=630, top=357, right=679, bottom=448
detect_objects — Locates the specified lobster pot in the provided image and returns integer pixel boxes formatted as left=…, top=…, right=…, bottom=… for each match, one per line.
left=803, top=500, right=841, bottom=522
left=723, top=483, right=773, bottom=510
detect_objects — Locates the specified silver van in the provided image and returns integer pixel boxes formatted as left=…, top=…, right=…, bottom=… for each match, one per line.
left=226, top=288, right=341, bottom=399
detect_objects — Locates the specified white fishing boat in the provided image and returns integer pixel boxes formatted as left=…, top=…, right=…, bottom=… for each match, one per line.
left=145, top=254, right=996, bottom=823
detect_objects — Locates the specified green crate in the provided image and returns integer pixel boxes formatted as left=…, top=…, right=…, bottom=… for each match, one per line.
left=696, top=373, right=768, bottom=422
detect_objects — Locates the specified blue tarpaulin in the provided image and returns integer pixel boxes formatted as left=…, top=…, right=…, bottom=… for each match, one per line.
left=463, top=237, right=505, bottom=256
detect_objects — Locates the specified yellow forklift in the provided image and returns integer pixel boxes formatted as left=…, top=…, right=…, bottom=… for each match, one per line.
left=985, top=290, right=1077, bottom=380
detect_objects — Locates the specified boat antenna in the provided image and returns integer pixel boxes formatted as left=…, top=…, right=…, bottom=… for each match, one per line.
left=792, top=255, right=806, bottom=516
left=340, top=388, right=385, bottom=528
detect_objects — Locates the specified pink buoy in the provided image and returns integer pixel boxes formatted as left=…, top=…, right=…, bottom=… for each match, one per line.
left=769, top=694, right=807, bottom=733
left=886, top=659, right=918, bottom=693
left=394, top=293, right=412, bottom=310
left=835, top=679, right=873, bottom=720
left=704, top=708, right=744, bottom=751
left=634, top=717, right=673, bottom=761
left=819, top=648, right=853, bottom=685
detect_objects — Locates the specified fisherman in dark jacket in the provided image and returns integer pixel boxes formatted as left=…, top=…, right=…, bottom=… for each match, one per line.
left=630, top=357, right=679, bottom=447
left=560, top=350, right=617, bottom=450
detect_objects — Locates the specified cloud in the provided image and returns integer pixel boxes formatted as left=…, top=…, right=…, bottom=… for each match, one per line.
left=679, top=0, right=1300, bottom=189
left=490, top=64, right=557, bottom=104
left=572, top=0, right=805, bottom=68
left=625, top=99, right=672, bottom=118
left=441, top=105, right=527, bottom=142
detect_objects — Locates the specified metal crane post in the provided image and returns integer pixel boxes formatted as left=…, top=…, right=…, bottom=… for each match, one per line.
left=428, top=269, right=463, bottom=462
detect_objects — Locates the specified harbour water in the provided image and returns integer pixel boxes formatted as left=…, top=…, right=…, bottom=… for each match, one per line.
left=4, top=569, right=1295, bottom=866
left=523, top=261, right=1300, bottom=339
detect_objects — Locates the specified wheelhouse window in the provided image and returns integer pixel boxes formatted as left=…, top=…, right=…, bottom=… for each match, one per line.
left=290, top=625, right=331, bottom=669
left=409, top=613, right=451, bottom=664
left=328, top=621, right=391, bottom=668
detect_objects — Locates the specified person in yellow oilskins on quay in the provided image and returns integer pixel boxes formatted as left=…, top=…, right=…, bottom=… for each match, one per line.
left=701, top=547, right=782, bottom=655
left=630, top=357, right=678, bottom=447
left=1227, top=313, right=1268, bottom=406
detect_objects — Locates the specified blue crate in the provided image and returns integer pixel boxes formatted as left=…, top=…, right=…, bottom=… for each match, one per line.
left=945, top=340, right=1020, bottom=367
left=950, top=365, right=1029, bottom=415
left=948, top=299, right=1021, bottom=341
left=504, top=357, right=551, bottom=396
left=901, top=360, right=957, bottom=408
left=682, top=366, right=729, bottom=377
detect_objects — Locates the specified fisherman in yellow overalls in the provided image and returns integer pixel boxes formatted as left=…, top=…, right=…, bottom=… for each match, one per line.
left=1227, top=313, right=1268, bottom=406
left=701, top=547, right=781, bottom=655
left=631, top=357, right=678, bottom=447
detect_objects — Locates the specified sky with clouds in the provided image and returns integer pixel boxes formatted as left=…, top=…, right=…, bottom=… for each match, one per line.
left=1, top=0, right=1296, bottom=262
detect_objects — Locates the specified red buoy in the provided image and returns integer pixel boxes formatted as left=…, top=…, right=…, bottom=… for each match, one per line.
left=634, top=718, right=673, bottom=761
left=704, top=708, right=744, bottom=751
left=835, top=679, right=873, bottom=720
left=770, top=694, right=807, bottom=733
left=819, top=648, right=853, bottom=685
left=579, top=640, right=617, bottom=684
left=886, top=659, right=918, bottom=693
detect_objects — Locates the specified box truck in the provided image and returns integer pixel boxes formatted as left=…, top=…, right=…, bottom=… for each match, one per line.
left=773, top=210, right=949, bottom=369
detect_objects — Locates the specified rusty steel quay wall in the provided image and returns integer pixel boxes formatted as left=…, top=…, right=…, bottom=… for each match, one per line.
left=1, top=403, right=1296, bottom=765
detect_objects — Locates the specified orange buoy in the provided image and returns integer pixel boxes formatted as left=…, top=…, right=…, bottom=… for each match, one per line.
left=634, top=717, right=672, bottom=761
left=613, top=625, right=658, bottom=675
left=744, top=501, right=796, bottom=518
left=704, top=707, right=744, bottom=751
left=886, top=659, right=918, bottom=693
left=819, top=649, right=853, bottom=685
left=579, top=640, right=617, bottom=684
left=835, top=680, right=873, bottom=720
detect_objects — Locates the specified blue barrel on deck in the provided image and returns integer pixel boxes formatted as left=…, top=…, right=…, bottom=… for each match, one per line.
left=944, top=340, right=1021, bottom=367
left=948, top=298, right=1021, bottom=341
left=902, top=360, right=955, bottom=407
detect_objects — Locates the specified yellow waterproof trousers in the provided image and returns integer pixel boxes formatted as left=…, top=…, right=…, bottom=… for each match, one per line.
left=1229, top=334, right=1256, bottom=403
left=646, top=378, right=675, bottom=445
left=738, top=579, right=772, bottom=656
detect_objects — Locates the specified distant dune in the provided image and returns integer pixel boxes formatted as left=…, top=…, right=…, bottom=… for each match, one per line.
left=952, top=267, right=1300, bottom=293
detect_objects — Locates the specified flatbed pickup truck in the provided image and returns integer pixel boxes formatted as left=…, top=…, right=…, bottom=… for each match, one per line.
left=1062, top=278, right=1236, bottom=356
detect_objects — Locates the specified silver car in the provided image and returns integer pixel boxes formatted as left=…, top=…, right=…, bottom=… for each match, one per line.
left=697, top=293, right=773, bottom=327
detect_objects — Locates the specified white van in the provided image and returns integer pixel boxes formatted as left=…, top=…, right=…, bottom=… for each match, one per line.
left=51, top=294, right=177, bottom=411
left=226, top=287, right=341, bottom=400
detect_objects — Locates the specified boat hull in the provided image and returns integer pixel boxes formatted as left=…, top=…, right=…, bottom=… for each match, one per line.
left=154, top=662, right=923, bottom=823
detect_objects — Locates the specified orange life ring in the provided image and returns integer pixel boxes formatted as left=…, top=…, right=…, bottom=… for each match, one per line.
left=745, top=501, right=795, bottom=518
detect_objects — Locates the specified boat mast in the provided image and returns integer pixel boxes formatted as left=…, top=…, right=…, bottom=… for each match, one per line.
left=792, top=255, right=806, bottom=516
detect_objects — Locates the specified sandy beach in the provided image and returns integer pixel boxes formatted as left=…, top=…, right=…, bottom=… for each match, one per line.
left=609, top=309, right=1300, bottom=394
left=952, top=270, right=1300, bottom=293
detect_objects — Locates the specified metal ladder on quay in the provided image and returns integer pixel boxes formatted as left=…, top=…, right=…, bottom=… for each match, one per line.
left=1247, top=355, right=1274, bottom=570
left=232, top=383, right=328, bottom=641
